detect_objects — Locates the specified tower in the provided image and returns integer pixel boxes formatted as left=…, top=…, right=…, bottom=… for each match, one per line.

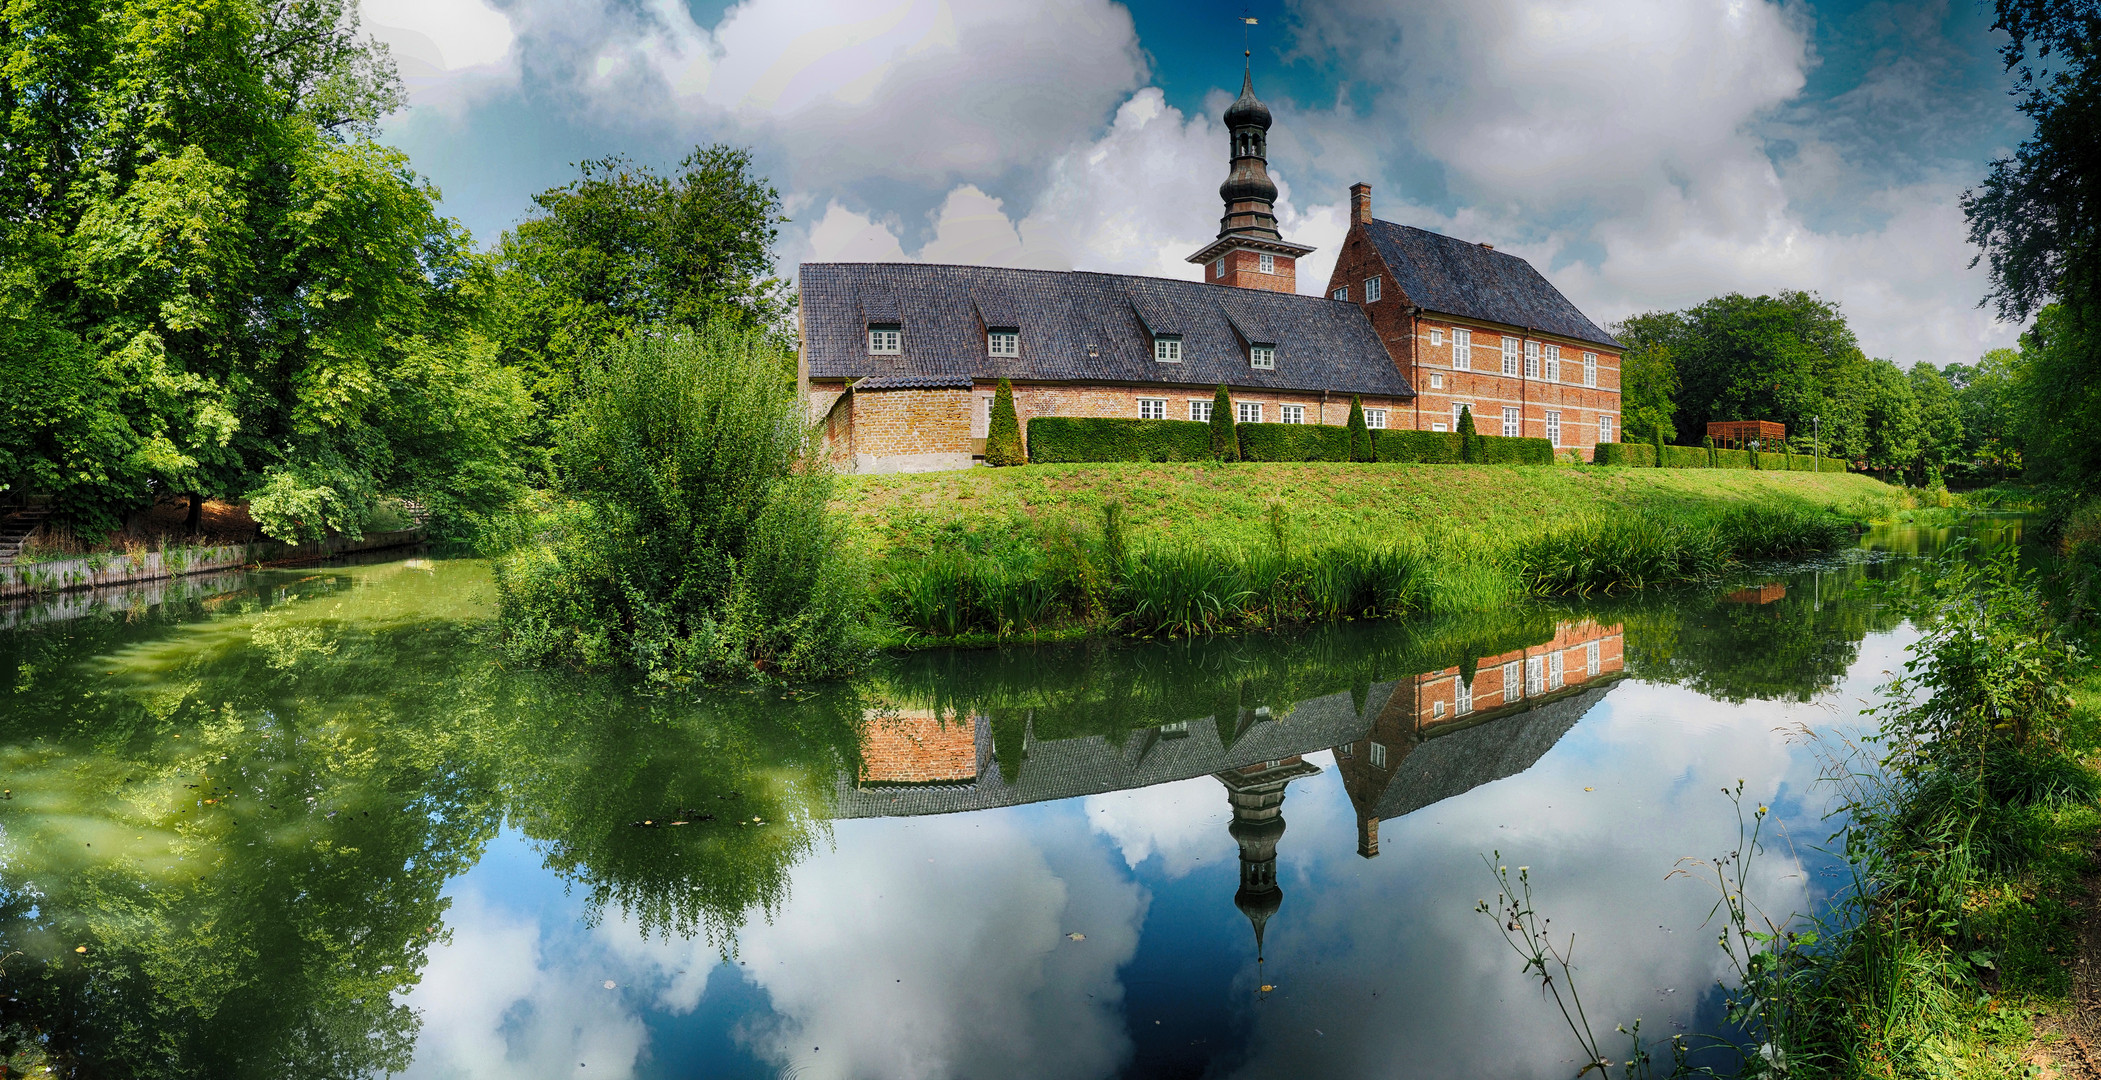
left=1216, top=756, right=1322, bottom=961
left=1186, top=70, right=1315, bottom=293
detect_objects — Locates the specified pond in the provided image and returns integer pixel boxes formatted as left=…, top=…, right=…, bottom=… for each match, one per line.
left=0, top=516, right=2038, bottom=1079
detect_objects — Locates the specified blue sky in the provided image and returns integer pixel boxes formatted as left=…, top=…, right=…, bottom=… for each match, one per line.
left=360, top=0, right=2031, bottom=367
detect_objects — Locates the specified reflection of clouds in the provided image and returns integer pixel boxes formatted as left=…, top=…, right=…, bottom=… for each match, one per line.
left=1084, top=774, right=1233, bottom=878
left=398, top=889, right=650, bottom=1080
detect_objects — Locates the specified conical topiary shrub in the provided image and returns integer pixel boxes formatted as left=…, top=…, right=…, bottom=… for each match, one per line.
left=1210, top=384, right=1238, bottom=461
left=1457, top=405, right=1479, bottom=463
left=1346, top=396, right=1371, bottom=462
left=985, top=379, right=1025, bottom=466
left=1651, top=425, right=1666, bottom=467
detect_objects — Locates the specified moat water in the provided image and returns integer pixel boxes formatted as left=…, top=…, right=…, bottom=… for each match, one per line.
left=0, top=516, right=2037, bottom=1079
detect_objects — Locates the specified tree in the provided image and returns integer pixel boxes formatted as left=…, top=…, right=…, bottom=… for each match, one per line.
left=984, top=380, right=1024, bottom=466
left=1457, top=405, right=1479, bottom=463
left=1657, top=292, right=1871, bottom=461
left=1947, top=349, right=2025, bottom=478
left=1210, top=385, right=1238, bottom=461
left=1611, top=312, right=1682, bottom=443
left=1907, top=363, right=1965, bottom=485
left=2011, top=302, right=2101, bottom=487
left=1346, top=396, right=1371, bottom=462
left=1859, top=359, right=1923, bottom=475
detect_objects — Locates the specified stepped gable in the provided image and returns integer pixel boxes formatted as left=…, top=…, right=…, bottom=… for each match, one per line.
left=1369, top=682, right=1610, bottom=821
left=800, top=262, right=1413, bottom=399
left=1361, top=220, right=1621, bottom=349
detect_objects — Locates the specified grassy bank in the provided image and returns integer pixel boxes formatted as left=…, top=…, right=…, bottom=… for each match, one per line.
left=834, top=464, right=1897, bottom=646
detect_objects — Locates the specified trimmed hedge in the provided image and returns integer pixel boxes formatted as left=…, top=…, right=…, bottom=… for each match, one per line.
left=1474, top=433, right=1556, bottom=465
left=1373, top=429, right=1461, bottom=463
left=1026, top=417, right=1213, bottom=462
left=1592, top=442, right=1846, bottom=472
left=1237, top=422, right=1352, bottom=462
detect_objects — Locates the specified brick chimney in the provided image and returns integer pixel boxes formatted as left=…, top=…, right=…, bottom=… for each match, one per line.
left=1350, top=182, right=1373, bottom=225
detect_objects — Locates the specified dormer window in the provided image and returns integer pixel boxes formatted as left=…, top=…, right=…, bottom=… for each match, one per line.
left=1153, top=335, right=1183, bottom=363
left=1364, top=276, right=1382, bottom=302
left=1332, top=286, right=1348, bottom=301
left=868, top=324, right=902, bottom=354
left=1259, top=253, right=1276, bottom=274
left=987, top=329, right=1019, bottom=357
left=1250, top=344, right=1276, bottom=370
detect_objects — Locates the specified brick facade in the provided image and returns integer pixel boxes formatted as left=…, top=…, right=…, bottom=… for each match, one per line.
left=1197, top=246, right=1299, bottom=293
left=857, top=712, right=979, bottom=786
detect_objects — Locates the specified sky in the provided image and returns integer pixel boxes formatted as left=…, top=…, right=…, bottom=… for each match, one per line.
left=359, top=0, right=2034, bottom=369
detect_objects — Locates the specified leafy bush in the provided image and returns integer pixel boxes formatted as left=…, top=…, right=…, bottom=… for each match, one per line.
left=985, top=379, right=1024, bottom=466
left=1346, top=396, right=1371, bottom=462
left=1374, top=429, right=1462, bottom=463
left=1236, top=422, right=1350, bottom=462
left=1025, top=417, right=1213, bottom=463
left=1473, top=434, right=1555, bottom=465
left=1210, top=385, right=1237, bottom=461
left=494, top=323, right=865, bottom=682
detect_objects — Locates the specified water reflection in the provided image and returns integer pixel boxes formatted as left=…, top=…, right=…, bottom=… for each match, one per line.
left=0, top=529, right=2000, bottom=1078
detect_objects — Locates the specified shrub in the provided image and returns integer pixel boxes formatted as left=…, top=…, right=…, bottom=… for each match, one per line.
left=1661, top=444, right=1711, bottom=468
left=1025, top=417, right=1213, bottom=463
left=1651, top=426, right=1667, bottom=467
left=1592, top=442, right=1652, bottom=467
left=1473, top=434, right=1556, bottom=465
left=1210, top=385, right=1238, bottom=461
left=1375, top=429, right=1462, bottom=463
left=1236, top=422, right=1350, bottom=462
left=984, top=379, right=1024, bottom=466
left=1457, top=405, right=1479, bottom=463
left=1346, top=396, right=1371, bottom=462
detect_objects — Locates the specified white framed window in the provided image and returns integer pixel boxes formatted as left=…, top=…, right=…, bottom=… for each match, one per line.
left=1430, top=328, right=1444, bottom=346
left=1189, top=399, right=1213, bottom=422
left=1250, top=344, right=1276, bottom=369
left=1452, top=401, right=1474, bottom=429
left=1502, top=406, right=1520, bottom=437
left=868, top=324, right=902, bottom=354
left=973, top=393, right=993, bottom=438
left=1502, top=660, right=1522, bottom=701
left=1364, top=276, right=1382, bottom=302
left=987, top=329, right=1019, bottom=357
left=1153, top=336, right=1182, bottom=363
left=1548, top=650, right=1565, bottom=690
left=1501, top=336, right=1520, bottom=375
left=1586, top=640, right=1601, bottom=677
left=1584, top=352, right=1598, bottom=387
left=1545, top=410, right=1562, bottom=446
left=1433, top=699, right=1446, bottom=718
left=1543, top=344, right=1560, bottom=382
left=1431, top=421, right=1448, bottom=432
left=1332, top=286, right=1348, bottom=301
left=1339, top=742, right=1353, bottom=758
left=1369, top=741, right=1388, bottom=768
left=1237, top=401, right=1263, bottom=424
left=1526, top=656, right=1544, bottom=696
left=1212, top=257, right=1225, bottom=279
left=1453, top=328, right=1472, bottom=370
left=1138, top=398, right=1166, bottom=420
left=1365, top=408, right=1387, bottom=429
left=1599, top=415, right=1614, bottom=443
left=1524, top=340, right=1540, bottom=378
left=1430, top=373, right=1444, bottom=389
left=1259, top=253, right=1276, bottom=274
left=1454, top=675, right=1473, bottom=715
left=1281, top=404, right=1305, bottom=424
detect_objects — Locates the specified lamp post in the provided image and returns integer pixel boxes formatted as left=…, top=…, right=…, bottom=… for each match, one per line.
left=1813, top=415, right=1821, bottom=472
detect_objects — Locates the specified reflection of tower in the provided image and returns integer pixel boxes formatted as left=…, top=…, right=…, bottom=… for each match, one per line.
left=1215, top=757, right=1322, bottom=960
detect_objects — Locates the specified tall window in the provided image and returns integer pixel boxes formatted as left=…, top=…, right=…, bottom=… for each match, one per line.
left=1502, top=660, right=1522, bottom=702
left=1250, top=344, right=1276, bottom=369
left=1369, top=741, right=1388, bottom=768
left=868, top=324, right=902, bottom=354
left=1583, top=351, right=1598, bottom=387
left=1332, top=286, right=1348, bottom=301
left=1138, top=398, right=1166, bottom=420
left=1502, top=406, right=1520, bottom=437
left=1548, top=651, right=1565, bottom=690
left=1154, top=336, right=1182, bottom=362
left=1238, top=401, right=1263, bottom=424
left=1543, top=344, right=1560, bottom=381
left=1545, top=410, right=1562, bottom=446
left=1524, top=340, right=1540, bottom=378
left=1453, top=328, right=1471, bottom=370
left=1259, top=253, right=1276, bottom=274
left=1526, top=656, right=1544, bottom=696
left=1586, top=640, right=1601, bottom=677
left=1599, top=414, right=1614, bottom=443
left=987, top=329, right=1019, bottom=357
left=1189, top=399, right=1213, bottom=422
left=973, top=394, right=993, bottom=438
left=1454, top=674, right=1473, bottom=715
left=1280, top=404, right=1305, bottom=424
left=1501, top=336, right=1520, bottom=375
left=1364, top=276, right=1382, bottom=302
left=1365, top=408, right=1387, bottom=429
left=1452, top=401, right=1473, bottom=429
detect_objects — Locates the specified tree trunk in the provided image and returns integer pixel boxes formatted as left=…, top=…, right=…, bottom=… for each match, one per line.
left=186, top=492, right=203, bottom=535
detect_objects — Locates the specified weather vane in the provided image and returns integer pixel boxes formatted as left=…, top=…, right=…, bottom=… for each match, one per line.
left=1242, top=12, right=1258, bottom=69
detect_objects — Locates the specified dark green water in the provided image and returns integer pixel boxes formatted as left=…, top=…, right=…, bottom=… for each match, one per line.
left=0, top=517, right=2035, bottom=1079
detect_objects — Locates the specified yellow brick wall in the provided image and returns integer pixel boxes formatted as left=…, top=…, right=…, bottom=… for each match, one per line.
left=851, top=388, right=973, bottom=457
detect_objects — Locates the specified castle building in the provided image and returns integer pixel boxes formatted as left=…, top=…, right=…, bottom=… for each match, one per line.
left=800, top=71, right=1621, bottom=473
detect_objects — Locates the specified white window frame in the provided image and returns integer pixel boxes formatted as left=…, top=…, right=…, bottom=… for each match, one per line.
left=1548, top=650, right=1565, bottom=690
left=1369, top=741, right=1388, bottom=768
left=1332, top=286, right=1348, bottom=301
left=1189, top=399, right=1213, bottom=422
left=1454, top=675, right=1474, bottom=715
left=1237, top=401, right=1263, bottom=424
left=1599, top=415, right=1614, bottom=444
left=1430, top=328, right=1444, bottom=346
left=1138, top=397, right=1166, bottom=420
left=1433, top=699, right=1446, bottom=718
left=987, top=329, right=1019, bottom=357
left=868, top=324, right=902, bottom=354
left=1153, top=336, right=1182, bottom=363
left=1430, top=373, right=1444, bottom=389
left=1583, top=351, right=1597, bottom=387
left=1258, top=253, right=1276, bottom=274
left=1365, top=408, right=1387, bottom=429
left=1212, top=257, right=1225, bottom=279
left=1545, top=410, right=1562, bottom=446
left=1543, top=344, right=1560, bottom=382
left=1586, top=640, right=1601, bottom=677
left=1526, top=656, right=1544, bottom=697
left=1250, top=344, right=1276, bottom=370
left=1502, top=406, right=1520, bottom=437
left=1501, top=336, right=1520, bottom=376
left=973, top=393, right=993, bottom=439
left=1431, top=421, right=1448, bottom=432
left=1453, top=328, right=1472, bottom=370
left=1452, top=401, right=1474, bottom=429
left=1364, top=276, right=1382, bottom=302
left=1524, top=340, right=1540, bottom=379
left=1502, top=660, right=1523, bottom=702
left=1280, top=404, right=1306, bottom=425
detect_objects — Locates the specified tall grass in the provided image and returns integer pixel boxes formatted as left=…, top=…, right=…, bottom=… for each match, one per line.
left=1515, top=501, right=1855, bottom=597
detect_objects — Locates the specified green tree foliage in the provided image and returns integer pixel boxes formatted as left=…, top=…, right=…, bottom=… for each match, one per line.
left=1859, top=358, right=1923, bottom=475
left=1209, top=385, right=1238, bottom=461
left=492, top=148, right=792, bottom=410
left=494, top=323, right=864, bottom=682
left=1611, top=312, right=1681, bottom=443
left=1457, top=404, right=1479, bottom=463
left=1946, top=349, right=2025, bottom=478
left=1908, top=362, right=1966, bottom=485
left=2009, top=302, right=2101, bottom=488
left=0, top=0, right=532, bottom=538
left=984, top=379, right=1024, bottom=466
left=1646, top=292, right=1870, bottom=457
left=1346, top=395, right=1371, bottom=462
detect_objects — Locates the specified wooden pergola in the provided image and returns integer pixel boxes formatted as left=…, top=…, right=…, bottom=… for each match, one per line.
left=1706, top=420, right=1785, bottom=450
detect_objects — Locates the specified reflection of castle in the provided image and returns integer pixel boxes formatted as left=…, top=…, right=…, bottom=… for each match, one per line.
left=1215, top=756, right=1321, bottom=959
left=1332, top=621, right=1625, bottom=857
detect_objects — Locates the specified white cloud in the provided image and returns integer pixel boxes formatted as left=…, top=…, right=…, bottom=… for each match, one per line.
left=1084, top=773, right=1236, bottom=878
left=364, top=0, right=515, bottom=70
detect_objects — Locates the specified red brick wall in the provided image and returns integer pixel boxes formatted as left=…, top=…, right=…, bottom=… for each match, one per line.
left=858, top=713, right=978, bottom=785
left=1199, top=247, right=1297, bottom=293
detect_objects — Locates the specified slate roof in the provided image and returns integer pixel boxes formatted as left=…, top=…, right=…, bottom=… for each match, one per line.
left=1369, top=681, right=1615, bottom=821
left=800, top=262, right=1415, bottom=398
left=1362, top=220, right=1621, bottom=349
